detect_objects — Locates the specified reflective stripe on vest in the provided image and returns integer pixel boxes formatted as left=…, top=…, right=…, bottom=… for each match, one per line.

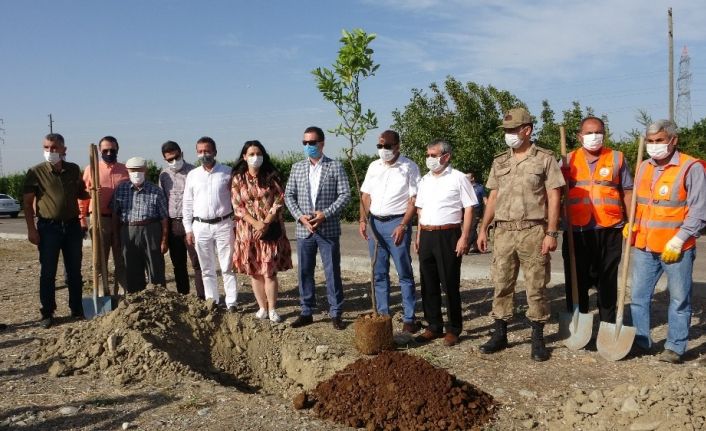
left=633, top=153, right=698, bottom=253
left=566, top=148, right=625, bottom=227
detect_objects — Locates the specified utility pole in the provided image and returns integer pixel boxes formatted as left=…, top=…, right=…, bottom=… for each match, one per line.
left=48, top=113, right=54, bottom=133
left=668, top=8, right=674, bottom=122
left=0, top=119, right=5, bottom=177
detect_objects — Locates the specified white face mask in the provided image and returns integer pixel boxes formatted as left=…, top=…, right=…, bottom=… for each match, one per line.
left=646, top=143, right=671, bottom=160
left=129, top=171, right=145, bottom=186
left=166, top=157, right=184, bottom=172
left=582, top=133, right=604, bottom=151
left=378, top=148, right=395, bottom=162
left=44, top=151, right=61, bottom=164
left=425, top=155, right=445, bottom=173
left=504, top=133, right=523, bottom=149
left=247, top=155, right=263, bottom=168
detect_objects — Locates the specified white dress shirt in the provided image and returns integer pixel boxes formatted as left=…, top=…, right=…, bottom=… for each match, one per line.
left=308, top=158, right=323, bottom=208
left=182, top=163, right=234, bottom=233
left=360, top=155, right=421, bottom=216
left=416, top=165, right=477, bottom=225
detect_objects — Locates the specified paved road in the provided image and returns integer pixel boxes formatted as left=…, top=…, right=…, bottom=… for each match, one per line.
left=2, top=213, right=705, bottom=291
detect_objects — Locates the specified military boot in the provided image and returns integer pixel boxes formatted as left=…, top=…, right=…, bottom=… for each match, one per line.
left=479, top=319, right=508, bottom=354
left=530, top=321, right=550, bottom=362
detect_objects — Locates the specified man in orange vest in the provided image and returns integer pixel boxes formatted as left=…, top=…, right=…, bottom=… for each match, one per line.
left=628, top=119, right=706, bottom=364
left=562, top=117, right=633, bottom=324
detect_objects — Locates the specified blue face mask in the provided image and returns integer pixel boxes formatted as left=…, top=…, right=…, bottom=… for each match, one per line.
left=305, top=145, right=321, bottom=159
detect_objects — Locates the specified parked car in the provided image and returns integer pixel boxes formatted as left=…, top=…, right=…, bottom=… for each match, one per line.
left=0, top=194, right=20, bottom=218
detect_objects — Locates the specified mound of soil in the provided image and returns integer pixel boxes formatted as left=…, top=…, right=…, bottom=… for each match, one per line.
left=38, top=288, right=259, bottom=389
left=307, top=350, right=496, bottom=430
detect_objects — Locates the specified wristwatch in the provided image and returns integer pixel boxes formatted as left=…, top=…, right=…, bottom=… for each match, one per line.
left=545, top=231, right=560, bottom=238
left=398, top=224, right=408, bottom=231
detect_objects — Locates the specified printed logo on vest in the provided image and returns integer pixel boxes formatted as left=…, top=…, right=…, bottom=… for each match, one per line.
left=599, top=167, right=610, bottom=177
left=659, top=185, right=670, bottom=196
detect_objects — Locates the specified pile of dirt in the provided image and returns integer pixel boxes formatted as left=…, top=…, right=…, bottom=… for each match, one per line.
left=545, top=367, right=706, bottom=430
left=37, top=288, right=271, bottom=390
left=301, top=350, right=496, bottom=430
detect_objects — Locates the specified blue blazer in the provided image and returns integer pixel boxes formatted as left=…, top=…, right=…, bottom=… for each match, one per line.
left=285, top=155, right=351, bottom=239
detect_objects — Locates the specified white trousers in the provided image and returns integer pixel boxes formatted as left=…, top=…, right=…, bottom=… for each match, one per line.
left=192, top=219, right=237, bottom=306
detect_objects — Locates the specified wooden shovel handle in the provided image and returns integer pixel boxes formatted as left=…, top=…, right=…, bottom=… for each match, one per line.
left=616, top=136, right=645, bottom=322
left=559, top=126, right=580, bottom=307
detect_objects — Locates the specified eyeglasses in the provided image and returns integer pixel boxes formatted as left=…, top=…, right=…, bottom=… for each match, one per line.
left=376, top=143, right=395, bottom=149
left=302, top=140, right=320, bottom=146
left=101, top=149, right=116, bottom=155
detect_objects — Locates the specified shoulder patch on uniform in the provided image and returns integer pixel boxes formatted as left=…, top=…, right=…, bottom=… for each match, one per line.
left=494, top=150, right=510, bottom=159
left=535, top=146, right=555, bottom=157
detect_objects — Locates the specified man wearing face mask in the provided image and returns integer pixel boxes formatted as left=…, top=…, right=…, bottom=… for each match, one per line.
left=284, top=126, right=351, bottom=329
left=78, top=136, right=129, bottom=296
left=159, top=141, right=204, bottom=299
left=414, top=139, right=476, bottom=347
left=111, top=157, right=168, bottom=292
left=23, top=133, right=89, bottom=328
left=183, top=137, right=238, bottom=311
left=628, top=119, right=706, bottom=364
left=477, top=107, right=565, bottom=361
left=561, top=117, right=633, bottom=325
left=358, top=130, right=421, bottom=333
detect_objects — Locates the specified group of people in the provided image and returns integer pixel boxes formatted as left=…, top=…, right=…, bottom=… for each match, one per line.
left=19, top=111, right=705, bottom=364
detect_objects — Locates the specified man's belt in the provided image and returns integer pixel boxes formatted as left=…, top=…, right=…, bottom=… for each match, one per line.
left=419, top=223, right=461, bottom=231
left=193, top=212, right=233, bottom=224
left=495, top=220, right=545, bottom=231
left=38, top=217, right=79, bottom=225
left=370, top=213, right=405, bottom=222
left=123, top=219, right=160, bottom=226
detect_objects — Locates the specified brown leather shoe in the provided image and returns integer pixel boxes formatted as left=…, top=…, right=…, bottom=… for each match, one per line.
left=443, top=332, right=459, bottom=347
left=402, top=321, right=421, bottom=334
left=415, top=329, right=443, bottom=343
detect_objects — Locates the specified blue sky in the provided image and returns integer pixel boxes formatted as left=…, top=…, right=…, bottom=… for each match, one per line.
left=1, top=0, right=705, bottom=174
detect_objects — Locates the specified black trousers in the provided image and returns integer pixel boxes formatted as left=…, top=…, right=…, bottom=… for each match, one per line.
left=419, top=228, right=463, bottom=335
left=167, top=218, right=204, bottom=297
left=561, top=227, right=622, bottom=323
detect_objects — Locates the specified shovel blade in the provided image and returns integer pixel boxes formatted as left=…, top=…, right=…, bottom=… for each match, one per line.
left=596, top=320, right=636, bottom=361
left=558, top=309, right=594, bottom=350
left=82, top=296, right=113, bottom=320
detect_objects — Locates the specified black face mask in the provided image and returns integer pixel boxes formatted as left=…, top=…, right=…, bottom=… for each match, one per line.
left=101, top=153, right=117, bottom=164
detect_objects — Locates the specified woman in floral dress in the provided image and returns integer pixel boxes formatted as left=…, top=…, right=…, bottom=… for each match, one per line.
left=231, top=140, right=292, bottom=322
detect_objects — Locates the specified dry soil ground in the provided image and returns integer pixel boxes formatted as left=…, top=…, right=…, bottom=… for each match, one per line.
left=1, top=238, right=705, bottom=430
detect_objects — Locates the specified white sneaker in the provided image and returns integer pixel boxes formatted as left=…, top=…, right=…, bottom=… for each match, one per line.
left=255, top=308, right=268, bottom=319
left=269, top=310, right=282, bottom=323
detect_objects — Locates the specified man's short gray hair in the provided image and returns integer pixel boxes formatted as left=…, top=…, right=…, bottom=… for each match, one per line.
left=646, top=119, right=678, bottom=137
left=427, top=139, right=452, bottom=154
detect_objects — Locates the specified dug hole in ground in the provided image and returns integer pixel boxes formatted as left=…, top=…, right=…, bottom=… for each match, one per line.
left=1, top=239, right=706, bottom=430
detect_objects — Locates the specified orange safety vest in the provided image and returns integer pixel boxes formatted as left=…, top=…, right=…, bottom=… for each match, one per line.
left=634, top=152, right=701, bottom=253
left=566, top=148, right=625, bottom=227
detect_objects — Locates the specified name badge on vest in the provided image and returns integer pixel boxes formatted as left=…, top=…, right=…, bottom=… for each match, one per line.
left=659, top=185, right=669, bottom=196
left=599, top=167, right=610, bottom=177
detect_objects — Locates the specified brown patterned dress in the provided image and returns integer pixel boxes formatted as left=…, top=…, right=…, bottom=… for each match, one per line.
left=231, top=172, right=293, bottom=277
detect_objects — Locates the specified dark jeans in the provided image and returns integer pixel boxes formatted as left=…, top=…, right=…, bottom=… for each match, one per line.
left=168, top=218, right=204, bottom=298
left=561, top=227, right=622, bottom=323
left=468, top=207, right=482, bottom=250
left=296, top=233, right=344, bottom=318
left=418, top=227, right=463, bottom=335
left=120, top=222, right=165, bottom=293
left=37, top=218, right=84, bottom=318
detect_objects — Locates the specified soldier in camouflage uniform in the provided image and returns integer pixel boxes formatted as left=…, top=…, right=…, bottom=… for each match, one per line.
left=477, top=107, right=565, bottom=362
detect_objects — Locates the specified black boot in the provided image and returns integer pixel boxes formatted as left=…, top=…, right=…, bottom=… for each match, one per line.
left=530, top=321, right=550, bottom=362
left=480, top=319, right=508, bottom=354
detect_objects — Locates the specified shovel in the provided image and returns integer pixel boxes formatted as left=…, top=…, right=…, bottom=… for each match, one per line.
left=557, top=126, right=593, bottom=350
left=82, top=143, right=113, bottom=319
left=596, top=136, right=644, bottom=361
